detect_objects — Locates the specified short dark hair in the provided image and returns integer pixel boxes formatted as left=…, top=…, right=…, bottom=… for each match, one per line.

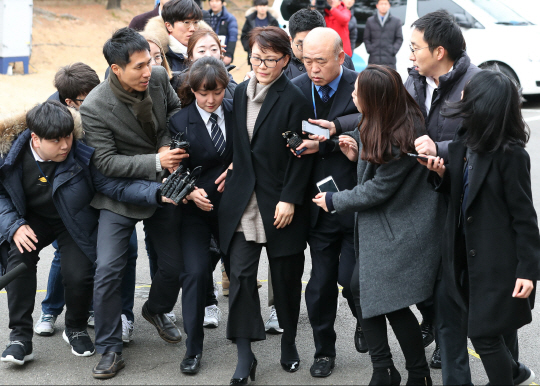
left=26, top=101, right=74, bottom=140
left=249, top=27, right=292, bottom=68
left=443, top=70, right=529, bottom=153
left=412, top=10, right=465, bottom=62
left=253, top=0, right=268, bottom=6
left=162, top=0, right=203, bottom=25
left=178, top=56, right=230, bottom=105
left=54, top=62, right=100, bottom=101
left=103, top=27, right=150, bottom=68
left=288, top=9, right=326, bottom=39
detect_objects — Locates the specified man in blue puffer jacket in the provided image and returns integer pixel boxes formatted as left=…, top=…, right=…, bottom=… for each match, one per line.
left=0, top=101, right=167, bottom=367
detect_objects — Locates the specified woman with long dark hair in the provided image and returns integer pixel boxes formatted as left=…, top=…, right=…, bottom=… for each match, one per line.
left=313, top=65, right=442, bottom=385
left=218, top=26, right=314, bottom=383
left=168, top=57, right=233, bottom=375
left=421, top=70, right=540, bottom=385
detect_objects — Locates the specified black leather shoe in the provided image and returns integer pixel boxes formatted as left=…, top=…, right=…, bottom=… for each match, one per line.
left=141, top=301, right=182, bottom=344
left=420, top=321, right=435, bottom=348
left=180, top=353, right=202, bottom=374
left=355, top=325, right=369, bottom=353
left=230, top=357, right=257, bottom=385
left=92, top=352, right=125, bottom=379
left=310, top=357, right=335, bottom=378
left=430, top=344, right=441, bottom=369
left=280, top=360, right=300, bottom=373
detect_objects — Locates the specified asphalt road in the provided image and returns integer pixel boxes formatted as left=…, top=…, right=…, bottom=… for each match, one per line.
left=1, top=98, right=540, bottom=385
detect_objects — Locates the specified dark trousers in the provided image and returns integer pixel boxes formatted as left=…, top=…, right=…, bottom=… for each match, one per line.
left=179, top=213, right=223, bottom=356
left=351, top=259, right=430, bottom=378
left=93, top=207, right=182, bottom=354
left=470, top=335, right=518, bottom=385
left=41, top=231, right=138, bottom=321
left=306, top=212, right=357, bottom=358
left=436, top=232, right=520, bottom=385
left=6, top=212, right=94, bottom=341
left=147, top=223, right=219, bottom=308
left=227, top=232, right=304, bottom=355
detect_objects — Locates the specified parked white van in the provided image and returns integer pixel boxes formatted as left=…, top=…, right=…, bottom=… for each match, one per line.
left=272, top=0, right=540, bottom=95
left=353, top=0, right=540, bottom=95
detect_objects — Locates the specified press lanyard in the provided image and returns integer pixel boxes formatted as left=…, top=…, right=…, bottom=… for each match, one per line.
left=35, top=160, right=53, bottom=188
left=311, top=83, right=318, bottom=119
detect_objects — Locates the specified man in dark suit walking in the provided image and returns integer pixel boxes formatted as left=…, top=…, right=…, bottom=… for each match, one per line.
left=363, top=0, right=403, bottom=69
left=291, top=27, right=363, bottom=378
left=80, top=28, right=185, bottom=379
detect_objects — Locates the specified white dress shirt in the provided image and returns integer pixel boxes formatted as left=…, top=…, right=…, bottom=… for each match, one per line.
left=195, top=103, right=227, bottom=142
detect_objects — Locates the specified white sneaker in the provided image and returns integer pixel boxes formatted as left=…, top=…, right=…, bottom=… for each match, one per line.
left=203, top=305, right=221, bottom=328
left=87, top=311, right=95, bottom=328
left=165, top=312, right=177, bottom=323
left=34, top=313, right=57, bottom=336
left=121, top=314, right=134, bottom=343
left=265, top=306, right=283, bottom=334
left=213, top=279, right=219, bottom=299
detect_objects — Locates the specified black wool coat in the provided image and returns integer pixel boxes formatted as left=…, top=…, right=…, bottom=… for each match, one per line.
left=363, top=13, right=403, bottom=67
left=218, top=74, right=314, bottom=257
left=433, top=129, right=540, bottom=338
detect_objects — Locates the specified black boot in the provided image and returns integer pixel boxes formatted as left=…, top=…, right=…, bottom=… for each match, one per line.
left=369, top=365, right=401, bottom=386
left=406, top=375, right=433, bottom=385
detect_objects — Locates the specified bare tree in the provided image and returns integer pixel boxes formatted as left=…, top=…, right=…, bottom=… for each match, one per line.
left=106, top=0, right=121, bottom=9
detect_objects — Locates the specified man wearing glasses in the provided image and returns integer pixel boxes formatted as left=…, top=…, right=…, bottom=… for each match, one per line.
left=404, top=10, right=483, bottom=386
left=162, top=0, right=204, bottom=71
left=285, top=8, right=354, bottom=80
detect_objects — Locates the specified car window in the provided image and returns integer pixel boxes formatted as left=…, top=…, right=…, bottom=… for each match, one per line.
left=470, top=0, right=532, bottom=25
left=417, top=0, right=483, bottom=28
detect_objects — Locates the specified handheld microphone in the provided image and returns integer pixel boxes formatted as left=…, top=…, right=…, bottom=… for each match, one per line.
left=0, top=263, right=28, bottom=290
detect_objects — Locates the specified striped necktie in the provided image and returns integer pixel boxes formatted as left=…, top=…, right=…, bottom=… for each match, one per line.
left=210, top=113, right=226, bottom=156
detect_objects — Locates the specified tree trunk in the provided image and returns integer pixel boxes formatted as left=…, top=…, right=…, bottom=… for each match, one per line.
left=106, top=0, right=121, bottom=10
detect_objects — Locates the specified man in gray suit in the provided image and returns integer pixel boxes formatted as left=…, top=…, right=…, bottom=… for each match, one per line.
left=80, top=27, right=185, bottom=379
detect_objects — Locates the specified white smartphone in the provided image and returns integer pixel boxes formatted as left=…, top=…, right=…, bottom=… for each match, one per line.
left=218, top=35, right=227, bottom=46
left=302, top=120, right=330, bottom=140
left=316, top=176, right=339, bottom=214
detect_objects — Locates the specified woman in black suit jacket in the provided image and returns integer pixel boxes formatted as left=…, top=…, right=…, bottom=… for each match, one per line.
left=218, top=27, right=314, bottom=383
left=168, top=57, right=233, bottom=375
left=423, top=71, right=540, bottom=385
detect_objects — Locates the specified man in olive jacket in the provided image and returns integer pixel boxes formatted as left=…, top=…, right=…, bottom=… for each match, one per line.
left=363, top=0, right=403, bottom=69
left=80, top=27, right=184, bottom=379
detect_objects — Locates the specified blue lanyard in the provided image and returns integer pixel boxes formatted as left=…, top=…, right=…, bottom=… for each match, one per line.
left=35, top=160, right=53, bottom=188
left=311, top=83, right=317, bottom=119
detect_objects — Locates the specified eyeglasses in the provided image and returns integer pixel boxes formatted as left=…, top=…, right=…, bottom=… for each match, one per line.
left=151, top=54, right=163, bottom=65
left=294, top=41, right=303, bottom=51
left=409, top=44, right=432, bottom=55
left=74, top=98, right=85, bottom=103
left=249, top=55, right=285, bottom=68
left=181, top=20, right=201, bottom=28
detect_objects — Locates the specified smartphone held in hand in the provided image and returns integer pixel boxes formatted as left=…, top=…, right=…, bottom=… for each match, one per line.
left=302, top=121, right=330, bottom=140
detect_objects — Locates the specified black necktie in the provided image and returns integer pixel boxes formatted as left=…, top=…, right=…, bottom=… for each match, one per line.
left=209, top=113, right=225, bottom=156
left=319, top=85, right=332, bottom=103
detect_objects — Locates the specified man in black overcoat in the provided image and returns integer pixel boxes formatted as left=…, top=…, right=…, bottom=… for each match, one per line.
left=290, top=27, right=362, bottom=378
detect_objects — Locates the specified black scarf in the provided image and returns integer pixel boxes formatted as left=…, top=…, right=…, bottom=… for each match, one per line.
left=108, top=70, right=156, bottom=143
